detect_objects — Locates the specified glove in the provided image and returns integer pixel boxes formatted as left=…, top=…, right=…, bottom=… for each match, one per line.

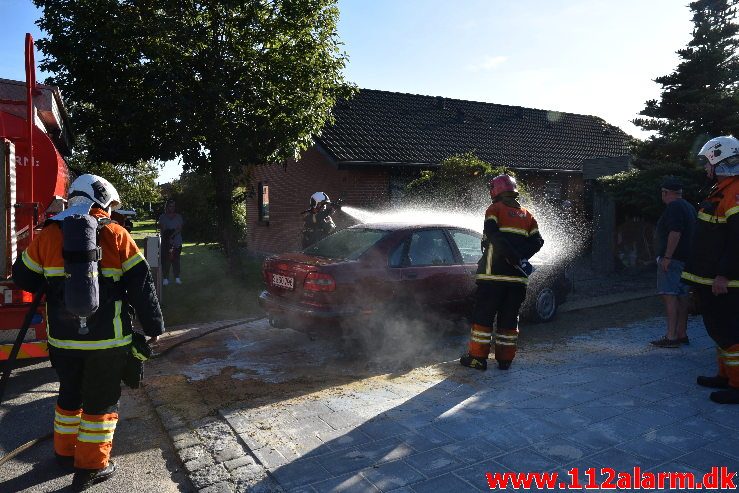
left=121, top=333, right=153, bottom=389
left=519, top=259, right=533, bottom=276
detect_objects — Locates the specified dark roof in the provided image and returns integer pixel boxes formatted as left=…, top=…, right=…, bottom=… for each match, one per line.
left=315, top=89, right=631, bottom=171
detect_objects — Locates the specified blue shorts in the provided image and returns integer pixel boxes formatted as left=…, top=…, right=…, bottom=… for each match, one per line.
left=656, top=258, right=690, bottom=296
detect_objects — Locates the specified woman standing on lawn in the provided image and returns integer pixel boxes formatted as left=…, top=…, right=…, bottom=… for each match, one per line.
left=158, top=199, right=184, bottom=285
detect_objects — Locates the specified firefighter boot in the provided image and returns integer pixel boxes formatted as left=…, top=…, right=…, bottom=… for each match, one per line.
left=709, top=388, right=739, bottom=404
left=460, top=354, right=487, bottom=371
left=497, top=360, right=512, bottom=370
left=697, top=375, right=729, bottom=389
left=71, top=460, right=117, bottom=491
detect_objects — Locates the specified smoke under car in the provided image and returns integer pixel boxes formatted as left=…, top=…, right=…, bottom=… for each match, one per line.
left=259, top=223, right=571, bottom=332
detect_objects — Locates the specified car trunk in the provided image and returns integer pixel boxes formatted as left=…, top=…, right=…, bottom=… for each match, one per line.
left=263, top=253, right=352, bottom=306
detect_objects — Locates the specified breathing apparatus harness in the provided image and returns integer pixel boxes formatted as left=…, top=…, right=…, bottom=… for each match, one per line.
left=50, top=208, right=150, bottom=387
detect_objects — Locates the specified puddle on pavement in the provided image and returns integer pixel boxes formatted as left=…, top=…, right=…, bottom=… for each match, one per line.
left=145, top=298, right=662, bottom=421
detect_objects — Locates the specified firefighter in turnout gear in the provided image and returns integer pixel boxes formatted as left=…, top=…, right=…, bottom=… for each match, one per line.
left=12, top=174, right=164, bottom=491
left=682, top=136, right=739, bottom=404
left=460, top=174, right=544, bottom=371
left=301, top=192, right=341, bottom=248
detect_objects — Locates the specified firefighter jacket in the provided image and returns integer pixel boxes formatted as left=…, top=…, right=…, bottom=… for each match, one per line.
left=476, top=199, right=544, bottom=284
left=302, top=208, right=336, bottom=249
left=682, top=177, right=739, bottom=289
left=12, top=208, right=164, bottom=353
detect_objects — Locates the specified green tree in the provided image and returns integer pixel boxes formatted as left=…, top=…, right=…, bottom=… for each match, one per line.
left=34, top=0, right=354, bottom=262
left=67, top=139, right=162, bottom=211
left=633, top=0, right=739, bottom=167
left=598, top=164, right=705, bottom=221
left=405, top=153, right=512, bottom=209
left=164, top=172, right=248, bottom=244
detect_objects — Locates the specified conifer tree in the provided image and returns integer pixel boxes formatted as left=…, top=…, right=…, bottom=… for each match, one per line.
left=633, top=0, right=739, bottom=166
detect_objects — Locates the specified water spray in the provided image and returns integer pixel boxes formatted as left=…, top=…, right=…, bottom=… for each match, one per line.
left=341, top=198, right=589, bottom=266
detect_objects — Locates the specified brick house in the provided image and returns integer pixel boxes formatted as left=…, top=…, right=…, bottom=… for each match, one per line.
left=247, top=89, right=631, bottom=255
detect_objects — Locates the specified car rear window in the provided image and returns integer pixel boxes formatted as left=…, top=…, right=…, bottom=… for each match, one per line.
left=304, top=228, right=389, bottom=260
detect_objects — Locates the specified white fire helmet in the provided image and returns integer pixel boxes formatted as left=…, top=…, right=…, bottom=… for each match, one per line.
left=310, top=192, right=330, bottom=208
left=697, top=136, right=739, bottom=177
left=68, top=174, right=121, bottom=210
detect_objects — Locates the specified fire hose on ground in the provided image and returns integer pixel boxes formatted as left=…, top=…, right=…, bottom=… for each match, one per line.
left=0, top=314, right=262, bottom=468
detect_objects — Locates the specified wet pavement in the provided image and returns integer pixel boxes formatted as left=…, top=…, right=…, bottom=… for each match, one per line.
left=144, top=308, right=739, bottom=492
left=0, top=359, right=191, bottom=492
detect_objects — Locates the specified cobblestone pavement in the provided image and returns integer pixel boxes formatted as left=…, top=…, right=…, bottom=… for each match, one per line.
left=147, top=314, right=739, bottom=493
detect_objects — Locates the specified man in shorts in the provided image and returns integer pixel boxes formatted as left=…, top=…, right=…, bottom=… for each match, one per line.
left=651, top=176, right=696, bottom=348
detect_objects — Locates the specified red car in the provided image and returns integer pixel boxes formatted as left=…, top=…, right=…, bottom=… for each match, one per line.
left=259, top=223, right=570, bottom=331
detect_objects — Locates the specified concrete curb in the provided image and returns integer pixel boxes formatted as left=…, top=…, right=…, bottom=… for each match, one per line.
left=559, top=289, right=656, bottom=313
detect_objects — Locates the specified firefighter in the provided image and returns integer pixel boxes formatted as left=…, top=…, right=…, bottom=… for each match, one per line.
left=682, top=136, right=739, bottom=404
left=460, top=174, right=544, bottom=371
left=12, top=174, right=164, bottom=491
left=301, top=192, right=341, bottom=248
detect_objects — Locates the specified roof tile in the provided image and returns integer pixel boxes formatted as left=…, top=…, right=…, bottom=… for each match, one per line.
left=315, top=89, right=631, bottom=171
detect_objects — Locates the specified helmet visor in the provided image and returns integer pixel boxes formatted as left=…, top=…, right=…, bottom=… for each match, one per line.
left=696, top=155, right=710, bottom=168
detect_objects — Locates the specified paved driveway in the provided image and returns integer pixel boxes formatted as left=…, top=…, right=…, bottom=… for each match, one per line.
left=0, top=359, right=191, bottom=492
left=145, top=307, right=739, bottom=492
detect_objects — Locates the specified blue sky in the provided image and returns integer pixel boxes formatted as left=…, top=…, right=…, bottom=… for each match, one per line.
left=1, top=0, right=693, bottom=182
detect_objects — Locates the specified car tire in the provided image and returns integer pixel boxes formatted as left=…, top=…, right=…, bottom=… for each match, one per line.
left=531, top=286, right=558, bottom=322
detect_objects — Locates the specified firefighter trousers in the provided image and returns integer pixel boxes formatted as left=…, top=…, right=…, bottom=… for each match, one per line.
left=49, top=346, right=128, bottom=470
left=696, top=287, right=739, bottom=388
left=467, top=281, right=526, bottom=363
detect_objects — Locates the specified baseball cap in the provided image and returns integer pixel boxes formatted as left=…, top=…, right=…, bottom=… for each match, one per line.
left=661, top=176, right=683, bottom=191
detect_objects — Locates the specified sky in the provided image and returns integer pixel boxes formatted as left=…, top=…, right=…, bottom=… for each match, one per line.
left=0, top=0, right=694, bottom=183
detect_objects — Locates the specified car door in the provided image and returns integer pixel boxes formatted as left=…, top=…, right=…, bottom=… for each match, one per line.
left=390, top=228, right=459, bottom=311
left=446, top=228, right=483, bottom=310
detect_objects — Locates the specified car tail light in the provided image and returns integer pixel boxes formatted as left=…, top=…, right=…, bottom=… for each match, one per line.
left=304, top=272, right=336, bottom=292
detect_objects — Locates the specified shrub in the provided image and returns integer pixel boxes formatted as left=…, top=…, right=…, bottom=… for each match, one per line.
left=161, top=173, right=247, bottom=244
left=597, top=164, right=705, bottom=221
left=405, top=153, right=516, bottom=208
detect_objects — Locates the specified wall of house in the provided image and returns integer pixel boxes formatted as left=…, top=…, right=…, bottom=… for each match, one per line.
left=247, top=147, right=390, bottom=255
left=516, top=171, right=584, bottom=208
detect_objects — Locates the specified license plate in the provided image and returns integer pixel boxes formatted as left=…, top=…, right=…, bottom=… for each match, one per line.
left=272, top=273, right=294, bottom=290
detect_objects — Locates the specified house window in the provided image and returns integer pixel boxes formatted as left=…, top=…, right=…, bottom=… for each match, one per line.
left=258, top=182, right=269, bottom=224
left=544, top=179, right=563, bottom=201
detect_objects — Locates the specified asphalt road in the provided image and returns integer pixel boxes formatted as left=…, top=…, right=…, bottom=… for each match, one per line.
left=0, top=359, right=192, bottom=493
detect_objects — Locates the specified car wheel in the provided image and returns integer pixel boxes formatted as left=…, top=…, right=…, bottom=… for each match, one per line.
left=532, top=286, right=557, bottom=322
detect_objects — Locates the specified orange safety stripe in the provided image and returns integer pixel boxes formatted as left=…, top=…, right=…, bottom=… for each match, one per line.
left=721, top=344, right=739, bottom=388
left=54, top=406, right=81, bottom=457
left=0, top=341, right=49, bottom=360
left=75, top=412, right=118, bottom=470
left=468, top=323, right=493, bottom=358
left=495, top=328, right=519, bottom=362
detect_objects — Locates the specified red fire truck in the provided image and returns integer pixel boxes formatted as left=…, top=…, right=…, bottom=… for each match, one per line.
left=0, top=34, right=72, bottom=360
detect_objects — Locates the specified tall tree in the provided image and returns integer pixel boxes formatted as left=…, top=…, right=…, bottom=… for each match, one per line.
left=67, top=138, right=162, bottom=212
left=34, top=0, right=354, bottom=259
left=633, top=0, right=739, bottom=166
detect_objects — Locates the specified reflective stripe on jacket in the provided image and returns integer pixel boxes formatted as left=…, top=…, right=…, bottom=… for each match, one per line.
left=682, top=177, right=739, bottom=289
left=476, top=200, right=544, bottom=284
left=12, top=208, right=164, bottom=351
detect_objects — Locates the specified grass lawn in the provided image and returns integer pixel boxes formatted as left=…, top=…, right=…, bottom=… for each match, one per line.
left=131, top=219, right=265, bottom=327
